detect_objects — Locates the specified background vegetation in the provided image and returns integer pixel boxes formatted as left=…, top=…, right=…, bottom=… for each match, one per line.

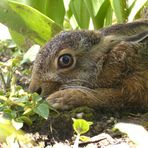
left=0, top=0, right=147, bottom=49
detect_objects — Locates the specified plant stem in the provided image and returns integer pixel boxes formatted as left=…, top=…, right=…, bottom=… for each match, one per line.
left=0, top=72, right=6, bottom=92
left=73, top=134, right=80, bottom=148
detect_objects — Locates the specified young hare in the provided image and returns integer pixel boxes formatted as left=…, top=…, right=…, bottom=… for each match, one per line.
left=29, top=20, right=148, bottom=111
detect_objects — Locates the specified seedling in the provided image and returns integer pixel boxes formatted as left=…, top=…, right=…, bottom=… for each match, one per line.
left=72, top=118, right=93, bottom=148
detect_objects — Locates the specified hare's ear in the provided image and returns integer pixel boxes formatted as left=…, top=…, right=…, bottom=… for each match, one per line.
left=126, top=31, right=148, bottom=56
left=125, top=31, right=148, bottom=43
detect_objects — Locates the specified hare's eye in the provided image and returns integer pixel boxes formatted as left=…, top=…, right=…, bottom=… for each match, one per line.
left=58, top=54, right=74, bottom=68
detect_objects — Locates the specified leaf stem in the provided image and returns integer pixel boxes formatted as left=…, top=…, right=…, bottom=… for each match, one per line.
left=0, top=72, right=6, bottom=92
left=73, top=134, right=80, bottom=148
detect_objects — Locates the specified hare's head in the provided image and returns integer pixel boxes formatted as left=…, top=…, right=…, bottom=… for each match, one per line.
left=29, top=21, right=148, bottom=98
left=29, top=30, right=105, bottom=96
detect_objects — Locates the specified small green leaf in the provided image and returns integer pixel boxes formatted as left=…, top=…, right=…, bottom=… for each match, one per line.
left=12, top=119, right=23, bottom=130
left=21, top=44, right=40, bottom=64
left=19, top=116, right=32, bottom=126
left=80, top=135, right=91, bottom=142
left=23, top=108, right=33, bottom=115
left=31, top=93, right=42, bottom=102
left=15, top=96, right=29, bottom=103
left=72, top=118, right=93, bottom=135
left=34, top=102, right=49, bottom=119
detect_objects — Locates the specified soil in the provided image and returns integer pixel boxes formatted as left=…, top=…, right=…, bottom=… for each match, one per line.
left=21, top=108, right=148, bottom=148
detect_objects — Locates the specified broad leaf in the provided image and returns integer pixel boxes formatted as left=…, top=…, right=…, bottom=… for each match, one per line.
left=110, top=0, right=127, bottom=23
left=70, top=0, right=90, bottom=29
left=21, top=44, right=40, bottom=64
left=34, top=102, right=49, bottom=119
left=94, top=0, right=111, bottom=29
left=104, top=4, right=113, bottom=26
left=45, top=0, right=65, bottom=26
left=128, top=0, right=148, bottom=21
left=84, top=0, right=105, bottom=17
left=0, top=0, right=62, bottom=50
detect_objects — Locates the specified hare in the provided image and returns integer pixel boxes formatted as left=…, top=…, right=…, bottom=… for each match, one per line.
left=29, top=20, right=148, bottom=111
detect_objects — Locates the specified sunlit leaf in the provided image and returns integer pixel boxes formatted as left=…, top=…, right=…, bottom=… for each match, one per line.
left=12, top=119, right=23, bottom=130
left=19, top=116, right=32, bottom=125
left=34, top=102, right=49, bottom=119
left=80, top=135, right=91, bottom=142
left=128, top=0, right=148, bottom=21
left=11, top=0, right=48, bottom=14
left=21, top=44, right=40, bottom=64
left=84, top=0, right=105, bottom=17
left=45, top=0, right=65, bottom=26
left=70, top=0, right=90, bottom=29
left=104, top=4, right=113, bottom=26
left=31, top=93, right=42, bottom=102
left=94, top=0, right=111, bottom=29
left=110, top=0, right=127, bottom=23
left=0, top=0, right=62, bottom=50
left=72, top=118, right=93, bottom=135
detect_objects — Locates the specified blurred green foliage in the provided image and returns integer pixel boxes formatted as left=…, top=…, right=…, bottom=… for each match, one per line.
left=0, top=0, right=147, bottom=49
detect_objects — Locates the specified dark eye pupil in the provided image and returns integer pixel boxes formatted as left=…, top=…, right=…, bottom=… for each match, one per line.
left=62, top=56, right=70, bottom=64
left=58, top=54, right=73, bottom=68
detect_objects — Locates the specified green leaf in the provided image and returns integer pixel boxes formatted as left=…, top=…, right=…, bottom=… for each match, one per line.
left=84, top=0, right=105, bottom=17
left=12, top=0, right=65, bottom=26
left=19, top=116, right=32, bottom=126
left=21, top=44, right=40, bottom=64
left=128, top=0, right=148, bottom=21
left=94, top=0, right=111, bottom=29
left=110, top=0, right=127, bottom=23
left=72, top=118, right=93, bottom=135
left=70, top=0, right=90, bottom=29
left=23, top=108, right=33, bottom=115
left=12, top=0, right=48, bottom=14
left=12, top=119, right=23, bottom=130
left=31, top=93, right=42, bottom=102
left=0, top=0, right=62, bottom=50
left=45, top=0, right=65, bottom=26
left=34, top=102, right=49, bottom=119
left=80, top=135, right=90, bottom=142
left=104, top=4, right=113, bottom=26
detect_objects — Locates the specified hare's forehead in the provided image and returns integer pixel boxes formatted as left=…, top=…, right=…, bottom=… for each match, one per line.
left=45, top=31, right=101, bottom=53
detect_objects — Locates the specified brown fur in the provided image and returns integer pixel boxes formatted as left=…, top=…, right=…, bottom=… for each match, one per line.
left=29, top=20, right=148, bottom=111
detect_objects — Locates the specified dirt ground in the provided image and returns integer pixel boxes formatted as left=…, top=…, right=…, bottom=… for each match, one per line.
left=22, top=108, right=148, bottom=148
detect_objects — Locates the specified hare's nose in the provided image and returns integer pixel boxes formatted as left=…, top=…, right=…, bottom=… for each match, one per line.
left=36, top=87, right=42, bottom=95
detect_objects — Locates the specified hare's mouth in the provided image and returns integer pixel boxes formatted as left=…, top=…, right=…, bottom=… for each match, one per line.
left=29, top=77, right=97, bottom=99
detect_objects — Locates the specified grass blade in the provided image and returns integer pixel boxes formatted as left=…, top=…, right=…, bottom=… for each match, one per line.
left=70, top=0, right=90, bottom=29
left=110, top=0, right=127, bottom=23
